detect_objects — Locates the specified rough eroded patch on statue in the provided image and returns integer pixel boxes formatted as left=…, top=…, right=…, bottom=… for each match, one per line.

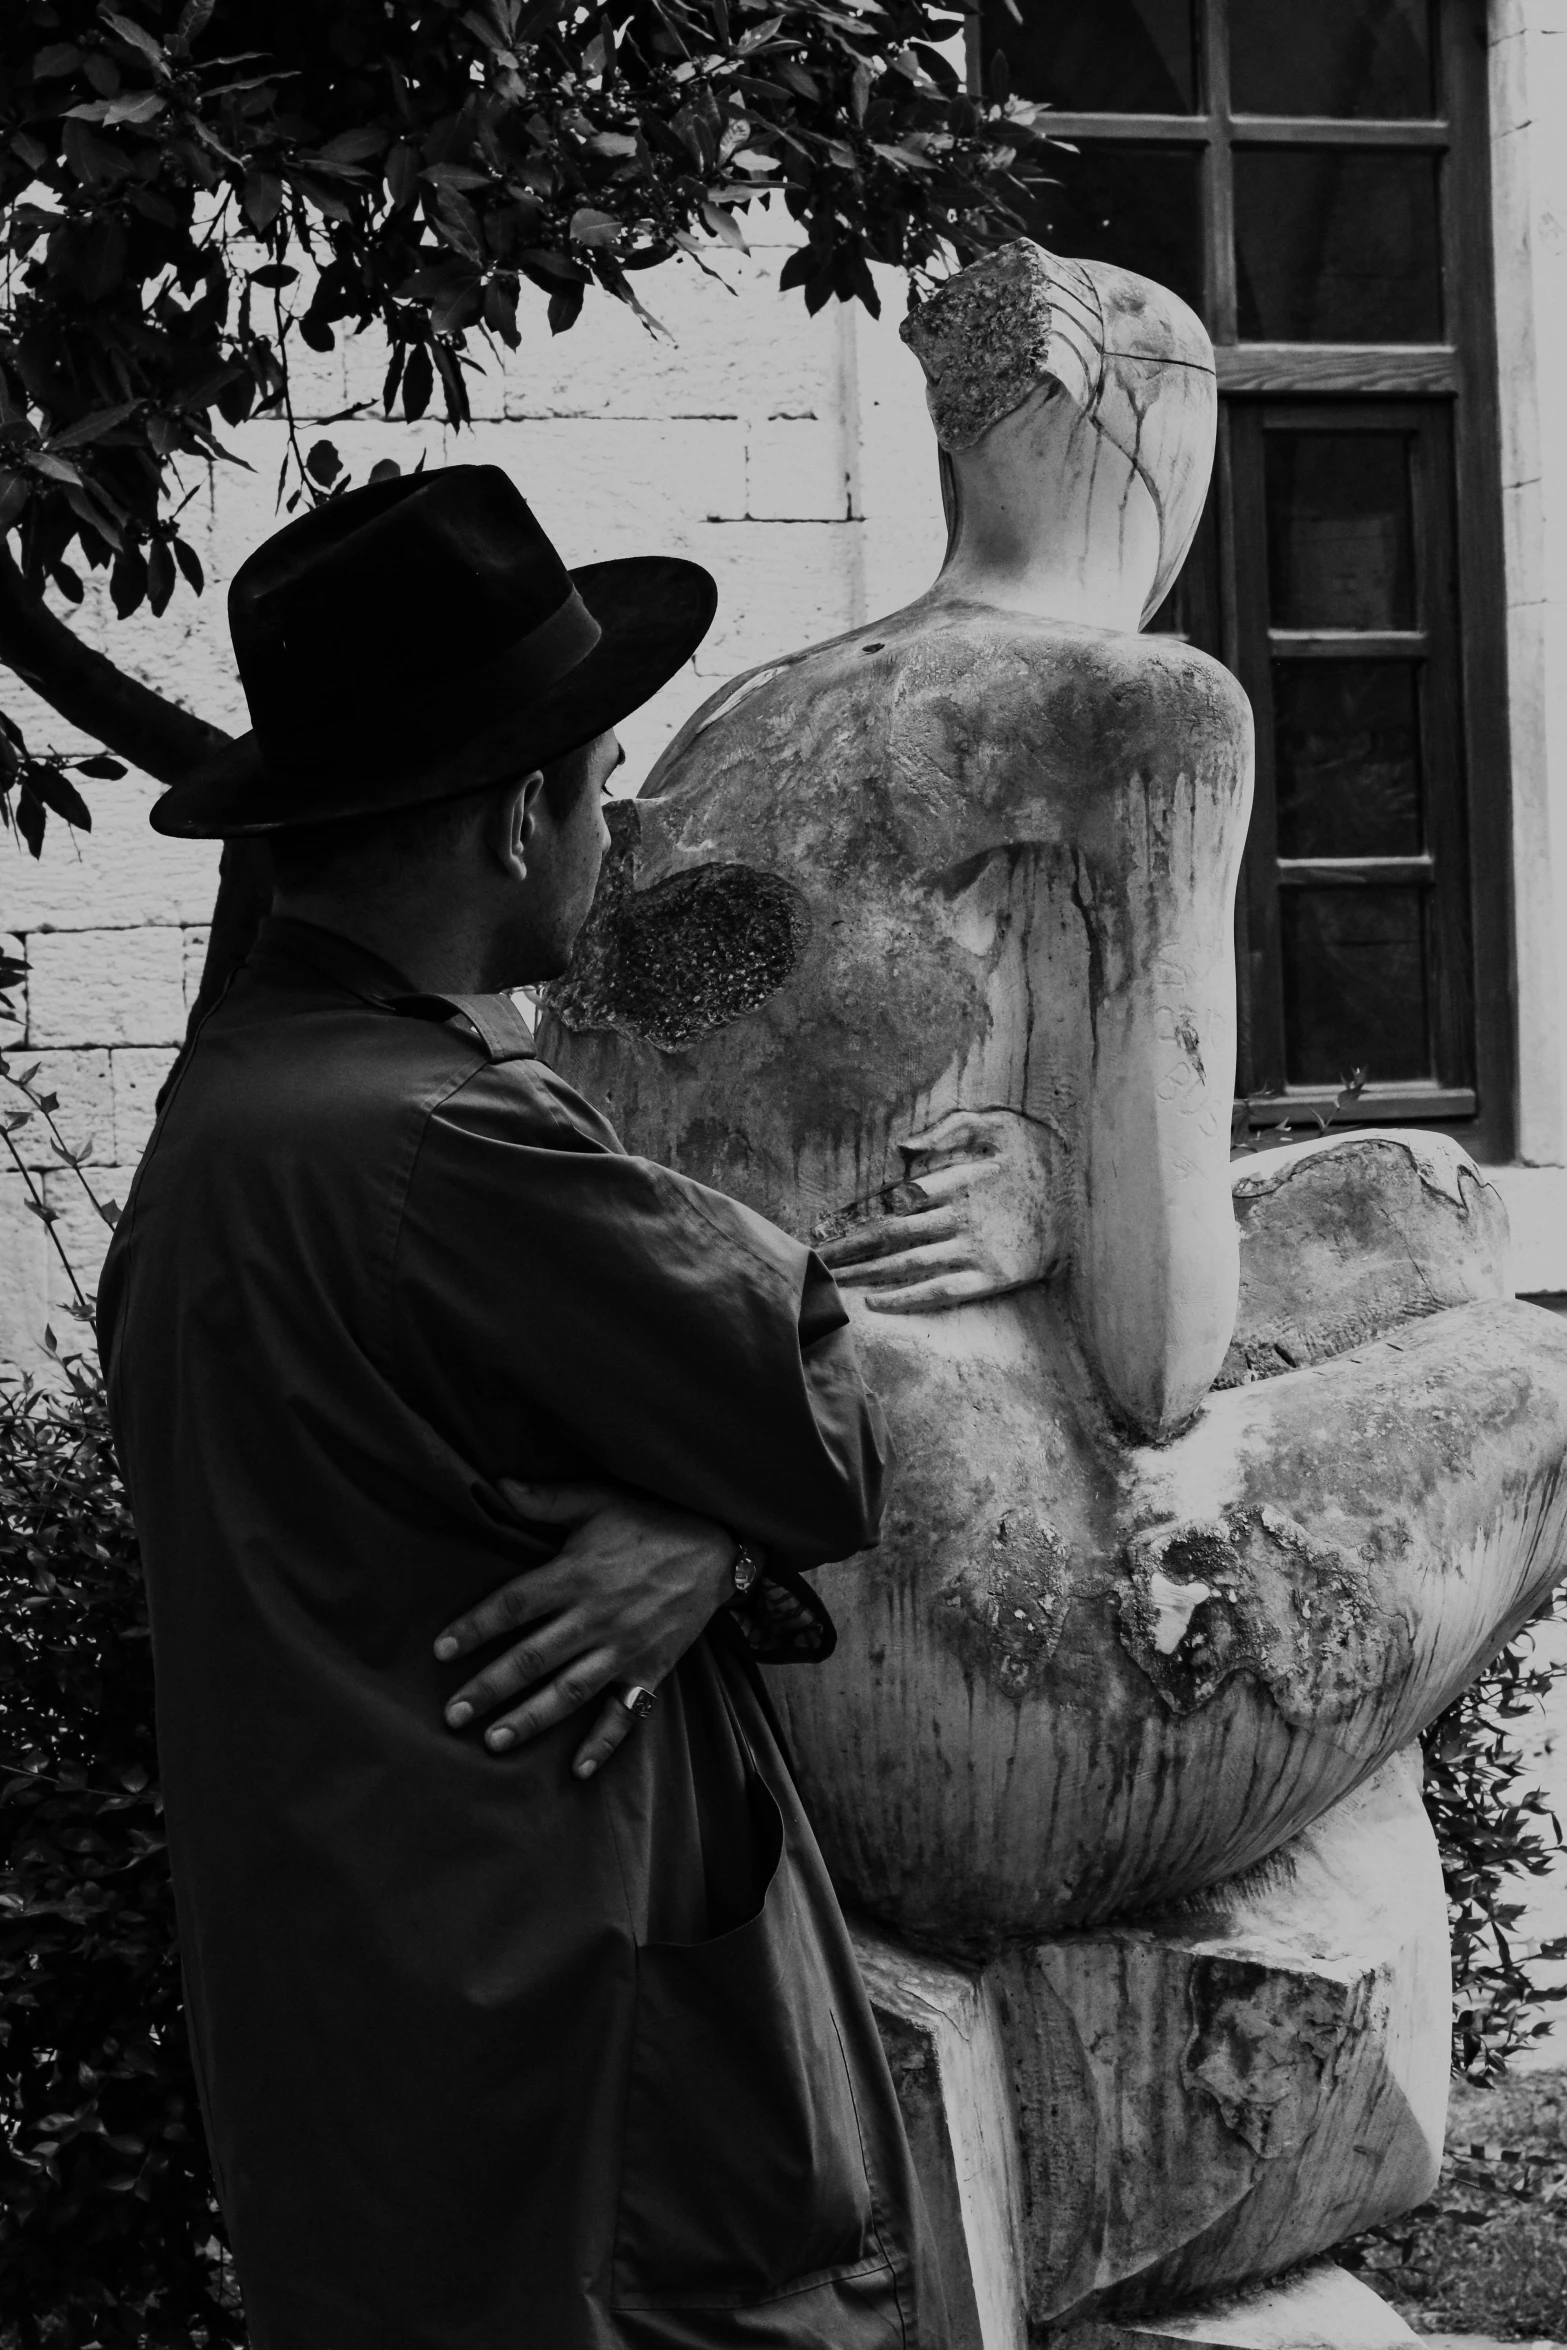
left=1114, top=1508, right=1410, bottom=1721
left=1183, top=1956, right=1354, bottom=2160
left=546, top=806, right=811, bottom=1050
left=937, top=1511, right=1075, bottom=1696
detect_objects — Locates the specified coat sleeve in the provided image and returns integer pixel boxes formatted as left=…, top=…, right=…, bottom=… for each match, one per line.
left=389, top=1058, right=890, bottom=1568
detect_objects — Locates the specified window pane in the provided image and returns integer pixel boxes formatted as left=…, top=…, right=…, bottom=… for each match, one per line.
left=980, top=0, right=1197, bottom=112
left=1265, top=434, right=1415, bottom=629
left=1230, top=0, right=1435, bottom=119
left=1281, top=887, right=1429, bottom=1083
left=1272, top=662, right=1423, bottom=857
left=1235, top=150, right=1442, bottom=341
left=1021, top=144, right=1205, bottom=320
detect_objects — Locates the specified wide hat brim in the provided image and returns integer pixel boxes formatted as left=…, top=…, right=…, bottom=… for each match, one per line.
left=150, top=554, right=715, bottom=840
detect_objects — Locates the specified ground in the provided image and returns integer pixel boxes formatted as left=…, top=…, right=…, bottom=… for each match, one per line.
left=1342, top=2070, right=1567, bottom=2340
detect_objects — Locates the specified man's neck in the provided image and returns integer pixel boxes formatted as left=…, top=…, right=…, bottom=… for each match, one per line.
left=271, top=889, right=498, bottom=995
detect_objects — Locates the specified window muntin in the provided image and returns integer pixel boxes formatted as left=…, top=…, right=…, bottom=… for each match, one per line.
left=972, top=0, right=1506, bottom=1142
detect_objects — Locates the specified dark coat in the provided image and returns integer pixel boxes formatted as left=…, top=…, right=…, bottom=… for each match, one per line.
left=97, top=917, right=942, bottom=2350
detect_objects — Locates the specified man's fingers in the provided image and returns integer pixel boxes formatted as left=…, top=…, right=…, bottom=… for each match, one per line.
left=481, top=1649, right=619, bottom=1755
left=433, top=1567, right=566, bottom=1661
left=443, top=1611, right=588, bottom=1727
left=572, top=1693, right=639, bottom=1780
left=495, top=1477, right=623, bottom=1525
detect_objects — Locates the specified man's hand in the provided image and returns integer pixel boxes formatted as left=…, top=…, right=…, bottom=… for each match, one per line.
left=434, top=1481, right=737, bottom=1780
left=815, top=1107, right=1061, bottom=1313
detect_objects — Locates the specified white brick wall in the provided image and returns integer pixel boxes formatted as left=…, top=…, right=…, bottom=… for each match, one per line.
left=0, top=233, right=945, bottom=1369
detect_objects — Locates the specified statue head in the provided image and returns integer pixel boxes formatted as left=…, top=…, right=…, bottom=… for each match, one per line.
left=902, top=240, right=1217, bottom=626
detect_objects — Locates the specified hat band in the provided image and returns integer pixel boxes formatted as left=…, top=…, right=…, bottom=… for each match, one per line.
left=468, top=586, right=602, bottom=705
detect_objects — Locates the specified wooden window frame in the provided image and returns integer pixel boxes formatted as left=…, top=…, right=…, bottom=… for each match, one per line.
left=971, top=0, right=1516, bottom=1158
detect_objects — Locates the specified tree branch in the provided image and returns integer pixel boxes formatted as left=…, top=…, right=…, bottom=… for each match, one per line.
left=0, top=543, right=229, bottom=782
left=0, top=543, right=270, bottom=1044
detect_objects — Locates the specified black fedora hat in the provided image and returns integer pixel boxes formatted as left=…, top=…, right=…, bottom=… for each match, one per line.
left=150, top=464, right=717, bottom=839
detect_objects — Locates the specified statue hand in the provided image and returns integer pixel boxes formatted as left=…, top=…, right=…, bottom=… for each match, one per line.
left=815, top=1108, right=1058, bottom=1315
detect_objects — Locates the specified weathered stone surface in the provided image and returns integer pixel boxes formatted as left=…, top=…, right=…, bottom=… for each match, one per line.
left=25, top=924, right=188, bottom=1049
left=1049, top=2261, right=1419, bottom=2350
left=852, top=1926, right=1027, bottom=2350
left=1221, top=1133, right=1510, bottom=1386
left=998, top=1749, right=1447, bottom=2323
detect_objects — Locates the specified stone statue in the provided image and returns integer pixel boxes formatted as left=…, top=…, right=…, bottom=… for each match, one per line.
left=541, top=241, right=1567, bottom=2349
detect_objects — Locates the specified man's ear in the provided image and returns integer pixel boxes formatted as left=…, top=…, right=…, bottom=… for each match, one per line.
left=487, top=770, right=545, bottom=882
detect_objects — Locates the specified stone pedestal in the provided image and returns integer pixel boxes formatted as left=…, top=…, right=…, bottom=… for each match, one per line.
left=858, top=1751, right=1446, bottom=2343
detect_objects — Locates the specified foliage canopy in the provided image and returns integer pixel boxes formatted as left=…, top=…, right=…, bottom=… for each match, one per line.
left=0, top=0, right=1048, bottom=852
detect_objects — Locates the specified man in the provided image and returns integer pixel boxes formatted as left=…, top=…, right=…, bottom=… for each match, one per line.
left=97, top=468, right=944, bottom=2349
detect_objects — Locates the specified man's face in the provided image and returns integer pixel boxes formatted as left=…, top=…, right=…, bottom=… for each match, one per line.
left=498, top=729, right=620, bottom=984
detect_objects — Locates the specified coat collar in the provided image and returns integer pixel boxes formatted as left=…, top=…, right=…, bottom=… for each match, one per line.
left=248, top=916, right=420, bottom=1008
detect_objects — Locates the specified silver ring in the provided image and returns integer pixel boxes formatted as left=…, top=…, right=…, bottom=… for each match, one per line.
left=616, top=1683, right=659, bottom=1720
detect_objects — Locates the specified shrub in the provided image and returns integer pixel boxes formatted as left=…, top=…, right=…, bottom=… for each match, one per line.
left=1423, top=1607, right=1567, bottom=2082
left=0, top=1358, right=239, bottom=2348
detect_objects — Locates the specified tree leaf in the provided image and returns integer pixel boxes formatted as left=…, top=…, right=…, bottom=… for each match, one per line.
left=146, top=540, right=175, bottom=618
left=101, top=10, right=169, bottom=71
left=33, top=770, right=93, bottom=830
left=319, top=127, right=386, bottom=164
left=172, top=538, right=204, bottom=595
left=241, top=170, right=283, bottom=232
left=47, top=403, right=139, bottom=452
left=569, top=206, right=621, bottom=247
left=401, top=342, right=434, bottom=421
left=33, top=44, right=84, bottom=78
left=74, top=755, right=127, bottom=780
left=109, top=546, right=147, bottom=618
left=304, top=439, right=342, bottom=486
left=15, top=788, right=47, bottom=858
left=547, top=281, right=585, bottom=334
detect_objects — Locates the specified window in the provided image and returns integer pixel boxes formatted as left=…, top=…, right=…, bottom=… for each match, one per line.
left=978, top=0, right=1512, bottom=1149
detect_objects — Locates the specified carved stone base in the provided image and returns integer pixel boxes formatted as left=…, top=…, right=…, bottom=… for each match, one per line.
left=1047, top=2261, right=1420, bottom=2350
left=855, top=1749, right=1448, bottom=2342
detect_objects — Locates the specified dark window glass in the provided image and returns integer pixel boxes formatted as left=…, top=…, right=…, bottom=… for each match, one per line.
left=1230, top=0, right=1435, bottom=119
left=1147, top=482, right=1221, bottom=651
left=1281, top=887, right=1429, bottom=1082
left=1265, top=433, right=1415, bottom=628
left=1235, top=150, right=1442, bottom=340
left=981, top=0, right=1197, bottom=112
left=1021, top=144, right=1205, bottom=319
left=1272, top=662, right=1422, bottom=856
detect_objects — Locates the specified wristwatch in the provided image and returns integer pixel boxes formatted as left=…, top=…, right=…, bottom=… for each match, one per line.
left=731, top=1538, right=764, bottom=1600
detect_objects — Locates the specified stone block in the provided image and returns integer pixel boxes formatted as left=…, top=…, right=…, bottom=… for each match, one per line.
left=0, top=1167, right=50, bottom=1367
left=454, top=419, right=748, bottom=550
left=1221, top=1131, right=1510, bottom=1384
left=112, top=1047, right=177, bottom=1165
left=1049, top=2261, right=1419, bottom=2350
left=182, top=929, right=211, bottom=1011
left=854, top=1758, right=1446, bottom=2343
left=3, top=1049, right=112, bottom=1172
left=495, top=248, right=841, bottom=423
left=854, top=1926, right=1027, bottom=2350
left=683, top=521, right=864, bottom=673
left=747, top=421, right=852, bottom=520
left=996, top=1750, right=1448, bottom=2327
left=26, top=927, right=188, bottom=1049
left=1, top=771, right=221, bottom=934
left=43, top=1165, right=122, bottom=1317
